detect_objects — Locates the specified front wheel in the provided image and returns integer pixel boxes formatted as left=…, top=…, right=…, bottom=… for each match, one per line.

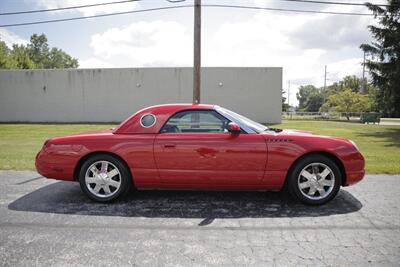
left=288, top=155, right=341, bottom=205
left=78, top=154, right=132, bottom=202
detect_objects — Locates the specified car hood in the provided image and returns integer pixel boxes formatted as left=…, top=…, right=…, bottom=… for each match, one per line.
left=264, top=129, right=349, bottom=142
left=276, top=129, right=314, bottom=136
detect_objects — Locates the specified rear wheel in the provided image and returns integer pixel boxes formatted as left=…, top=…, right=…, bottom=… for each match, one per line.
left=288, top=155, right=341, bottom=205
left=78, top=154, right=131, bottom=202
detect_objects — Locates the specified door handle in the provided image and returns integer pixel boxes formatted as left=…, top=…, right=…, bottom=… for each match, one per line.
left=163, top=144, right=176, bottom=148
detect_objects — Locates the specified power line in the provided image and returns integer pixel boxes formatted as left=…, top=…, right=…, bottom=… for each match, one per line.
left=204, top=4, right=374, bottom=16
left=0, top=0, right=141, bottom=16
left=0, top=5, right=192, bottom=28
left=279, top=0, right=394, bottom=8
left=0, top=0, right=391, bottom=17
left=0, top=4, right=376, bottom=28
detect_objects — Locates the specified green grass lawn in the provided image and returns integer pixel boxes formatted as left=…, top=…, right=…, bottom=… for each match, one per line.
left=0, top=124, right=115, bottom=171
left=0, top=121, right=399, bottom=173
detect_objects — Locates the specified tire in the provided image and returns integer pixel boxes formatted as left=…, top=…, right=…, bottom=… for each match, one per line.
left=287, top=154, right=341, bottom=205
left=78, top=154, right=132, bottom=202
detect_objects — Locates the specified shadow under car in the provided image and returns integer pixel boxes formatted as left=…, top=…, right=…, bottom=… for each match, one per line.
left=8, top=181, right=362, bottom=221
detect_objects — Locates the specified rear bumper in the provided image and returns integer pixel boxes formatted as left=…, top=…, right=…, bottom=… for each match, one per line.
left=35, top=149, right=75, bottom=181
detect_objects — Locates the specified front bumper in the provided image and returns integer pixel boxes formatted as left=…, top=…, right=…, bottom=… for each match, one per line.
left=345, top=169, right=365, bottom=186
left=343, top=151, right=365, bottom=186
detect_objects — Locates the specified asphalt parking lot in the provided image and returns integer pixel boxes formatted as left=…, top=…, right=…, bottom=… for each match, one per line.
left=1, top=171, right=399, bottom=266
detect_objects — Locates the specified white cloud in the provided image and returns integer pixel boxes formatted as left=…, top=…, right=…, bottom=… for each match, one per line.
left=290, top=15, right=372, bottom=50
left=82, top=7, right=375, bottom=106
left=0, top=29, right=29, bottom=48
left=327, top=57, right=364, bottom=81
left=89, top=20, right=191, bottom=66
left=202, top=11, right=373, bottom=105
left=78, top=57, right=115, bottom=68
left=203, top=13, right=326, bottom=88
left=34, top=0, right=138, bottom=16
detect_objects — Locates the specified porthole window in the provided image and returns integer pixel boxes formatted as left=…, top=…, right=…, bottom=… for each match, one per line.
left=140, top=114, right=156, bottom=128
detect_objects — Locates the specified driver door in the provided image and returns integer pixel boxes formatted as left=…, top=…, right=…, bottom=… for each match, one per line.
left=153, top=109, right=267, bottom=187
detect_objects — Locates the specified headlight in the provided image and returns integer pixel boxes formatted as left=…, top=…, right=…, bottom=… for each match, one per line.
left=349, top=140, right=359, bottom=151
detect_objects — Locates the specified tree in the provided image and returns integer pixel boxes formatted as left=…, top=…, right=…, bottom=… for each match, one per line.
left=305, top=92, right=324, bottom=112
left=47, top=47, right=78, bottom=69
left=328, top=75, right=363, bottom=93
left=322, top=89, right=373, bottom=120
left=297, top=85, right=317, bottom=110
left=296, top=85, right=324, bottom=112
left=0, top=41, right=16, bottom=69
left=282, top=90, right=290, bottom=112
left=11, top=44, right=35, bottom=69
left=0, top=33, right=78, bottom=70
left=27, top=34, right=49, bottom=68
left=360, top=1, right=400, bottom=117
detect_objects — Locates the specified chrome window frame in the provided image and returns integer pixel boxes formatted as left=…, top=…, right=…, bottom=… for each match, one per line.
left=159, top=109, right=231, bottom=134
left=215, top=106, right=256, bottom=134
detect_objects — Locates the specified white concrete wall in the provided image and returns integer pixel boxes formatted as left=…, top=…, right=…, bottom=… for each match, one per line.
left=0, top=67, right=282, bottom=123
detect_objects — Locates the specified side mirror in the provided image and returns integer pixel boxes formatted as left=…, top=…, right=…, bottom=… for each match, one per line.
left=228, top=122, right=241, bottom=134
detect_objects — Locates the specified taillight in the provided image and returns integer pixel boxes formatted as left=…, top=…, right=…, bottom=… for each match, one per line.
left=43, top=139, right=51, bottom=152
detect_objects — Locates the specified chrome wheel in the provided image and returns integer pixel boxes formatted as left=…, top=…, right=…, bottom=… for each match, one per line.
left=85, top=160, right=121, bottom=198
left=297, top=162, right=335, bottom=201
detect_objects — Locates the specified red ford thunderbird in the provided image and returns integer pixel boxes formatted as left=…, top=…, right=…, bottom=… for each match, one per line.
left=35, top=104, right=364, bottom=205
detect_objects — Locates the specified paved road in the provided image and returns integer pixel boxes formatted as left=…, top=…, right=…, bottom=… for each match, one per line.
left=380, top=122, right=400, bottom=126
left=1, top=171, right=399, bottom=266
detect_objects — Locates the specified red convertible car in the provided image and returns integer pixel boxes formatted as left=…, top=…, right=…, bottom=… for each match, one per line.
left=36, top=104, right=364, bottom=205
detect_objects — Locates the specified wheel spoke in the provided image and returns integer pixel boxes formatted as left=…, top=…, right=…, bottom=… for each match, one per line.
left=308, top=186, right=317, bottom=196
left=90, top=166, right=99, bottom=175
left=93, top=184, right=102, bottom=193
left=320, top=179, right=334, bottom=187
left=301, top=170, right=313, bottom=180
left=107, top=169, right=119, bottom=179
left=299, top=181, right=311, bottom=189
left=320, top=168, right=331, bottom=179
left=101, top=161, right=108, bottom=173
left=108, top=179, right=120, bottom=188
left=317, top=187, right=326, bottom=196
left=103, top=185, right=111, bottom=194
left=86, top=177, right=97, bottom=184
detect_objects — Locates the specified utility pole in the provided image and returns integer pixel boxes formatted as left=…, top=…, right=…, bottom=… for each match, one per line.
left=287, top=80, right=290, bottom=107
left=361, top=51, right=366, bottom=94
left=324, top=65, right=327, bottom=92
left=193, top=0, right=201, bottom=104
left=322, top=65, right=328, bottom=109
left=288, top=80, right=292, bottom=119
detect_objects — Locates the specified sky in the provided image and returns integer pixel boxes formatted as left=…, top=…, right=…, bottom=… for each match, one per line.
left=0, top=0, right=384, bottom=106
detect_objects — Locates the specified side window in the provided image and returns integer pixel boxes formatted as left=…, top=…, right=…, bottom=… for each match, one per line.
left=160, top=110, right=230, bottom=133
left=140, top=114, right=156, bottom=128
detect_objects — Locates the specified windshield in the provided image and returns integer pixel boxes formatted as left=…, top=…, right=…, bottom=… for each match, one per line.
left=216, top=107, right=268, bottom=133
